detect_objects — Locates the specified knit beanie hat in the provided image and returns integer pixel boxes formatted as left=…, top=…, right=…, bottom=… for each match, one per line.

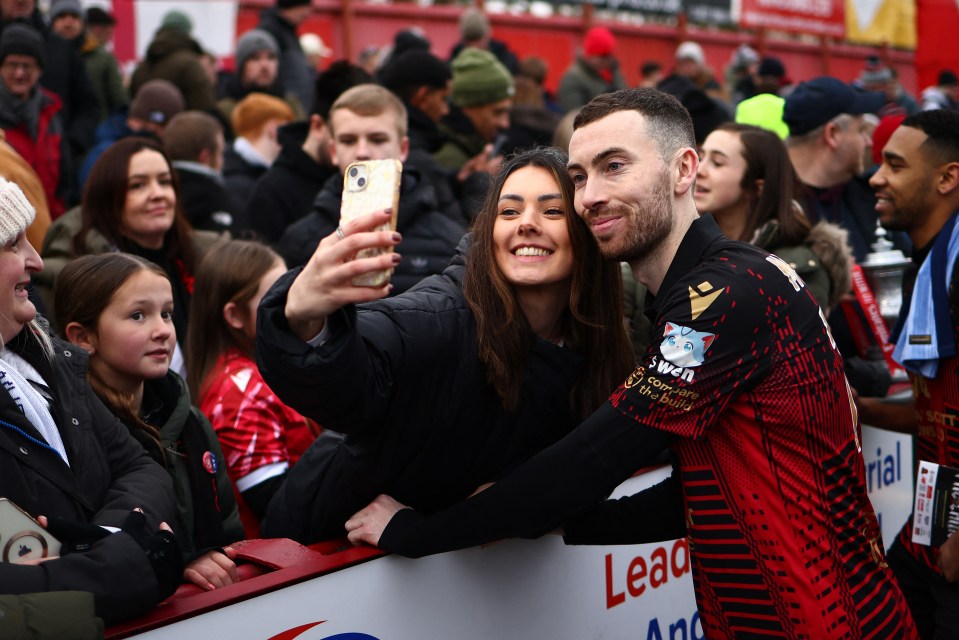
left=129, top=80, right=185, bottom=126
left=0, top=24, right=45, bottom=69
left=450, top=47, right=514, bottom=108
left=276, top=0, right=311, bottom=9
left=160, top=10, right=192, bottom=35
left=50, top=0, right=83, bottom=22
left=871, top=114, right=905, bottom=166
left=735, top=93, right=789, bottom=140
left=0, top=177, right=35, bottom=246
left=583, top=26, right=616, bottom=58
left=236, top=29, right=279, bottom=73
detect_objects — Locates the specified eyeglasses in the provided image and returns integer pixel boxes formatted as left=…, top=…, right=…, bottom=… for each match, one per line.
left=1, top=61, right=39, bottom=74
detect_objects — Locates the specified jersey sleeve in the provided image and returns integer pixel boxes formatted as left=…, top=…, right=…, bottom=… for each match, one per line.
left=610, top=263, right=775, bottom=440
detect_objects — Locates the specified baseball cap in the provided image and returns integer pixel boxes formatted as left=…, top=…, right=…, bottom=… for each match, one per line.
left=783, top=76, right=885, bottom=137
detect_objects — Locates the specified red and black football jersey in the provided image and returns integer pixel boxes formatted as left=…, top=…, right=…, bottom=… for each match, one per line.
left=610, top=216, right=917, bottom=639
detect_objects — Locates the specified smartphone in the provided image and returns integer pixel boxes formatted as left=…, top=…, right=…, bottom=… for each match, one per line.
left=0, top=498, right=60, bottom=563
left=339, top=159, right=403, bottom=287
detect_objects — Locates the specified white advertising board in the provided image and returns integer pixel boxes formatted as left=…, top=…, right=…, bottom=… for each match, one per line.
left=129, top=429, right=913, bottom=639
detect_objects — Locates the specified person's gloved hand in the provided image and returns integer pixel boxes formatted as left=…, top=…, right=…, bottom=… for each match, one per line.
left=116, top=510, right=183, bottom=601
left=43, top=516, right=110, bottom=554
left=44, top=510, right=183, bottom=601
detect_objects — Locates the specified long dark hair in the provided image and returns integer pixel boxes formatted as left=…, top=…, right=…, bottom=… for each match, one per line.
left=187, top=240, right=284, bottom=401
left=54, top=253, right=170, bottom=458
left=77, top=137, right=197, bottom=272
left=464, top=147, right=633, bottom=419
left=716, top=122, right=810, bottom=245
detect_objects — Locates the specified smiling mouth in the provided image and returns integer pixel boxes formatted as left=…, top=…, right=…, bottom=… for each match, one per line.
left=513, top=247, right=552, bottom=257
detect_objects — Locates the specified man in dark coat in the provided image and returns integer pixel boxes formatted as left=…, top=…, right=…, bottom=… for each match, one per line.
left=277, top=84, right=465, bottom=293
left=164, top=110, right=234, bottom=233
left=256, top=0, right=315, bottom=114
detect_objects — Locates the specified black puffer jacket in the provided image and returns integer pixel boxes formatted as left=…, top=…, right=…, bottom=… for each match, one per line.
left=247, top=121, right=335, bottom=243
left=257, top=261, right=586, bottom=542
left=277, top=149, right=467, bottom=293
left=0, top=332, right=176, bottom=624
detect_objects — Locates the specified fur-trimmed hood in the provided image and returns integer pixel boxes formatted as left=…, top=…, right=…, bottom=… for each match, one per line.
left=805, top=221, right=853, bottom=308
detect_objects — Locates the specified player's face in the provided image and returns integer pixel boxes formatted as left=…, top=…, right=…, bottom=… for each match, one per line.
left=567, top=110, right=674, bottom=263
left=870, top=125, right=937, bottom=242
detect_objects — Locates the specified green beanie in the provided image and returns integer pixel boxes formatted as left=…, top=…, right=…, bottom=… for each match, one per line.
left=450, top=47, right=514, bottom=108
left=160, top=10, right=192, bottom=35
left=735, top=93, right=789, bottom=140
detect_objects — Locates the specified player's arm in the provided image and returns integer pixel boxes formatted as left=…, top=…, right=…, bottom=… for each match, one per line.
left=347, top=402, right=674, bottom=557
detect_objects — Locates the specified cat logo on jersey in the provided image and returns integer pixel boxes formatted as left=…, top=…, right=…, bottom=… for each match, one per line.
left=688, top=281, right=724, bottom=320
left=651, top=323, right=716, bottom=382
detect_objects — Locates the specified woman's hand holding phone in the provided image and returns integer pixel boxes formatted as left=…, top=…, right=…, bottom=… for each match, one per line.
left=285, top=210, right=403, bottom=342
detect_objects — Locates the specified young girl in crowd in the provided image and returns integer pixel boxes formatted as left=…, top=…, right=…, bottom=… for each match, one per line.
left=256, top=147, right=639, bottom=542
left=694, top=122, right=852, bottom=310
left=36, top=137, right=224, bottom=373
left=54, top=253, right=244, bottom=591
left=187, top=240, right=321, bottom=537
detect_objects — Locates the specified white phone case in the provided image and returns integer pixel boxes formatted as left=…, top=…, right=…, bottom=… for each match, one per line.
left=0, top=498, right=61, bottom=563
left=339, top=159, right=403, bottom=287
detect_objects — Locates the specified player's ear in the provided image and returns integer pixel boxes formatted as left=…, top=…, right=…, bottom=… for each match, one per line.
left=673, top=147, right=698, bottom=197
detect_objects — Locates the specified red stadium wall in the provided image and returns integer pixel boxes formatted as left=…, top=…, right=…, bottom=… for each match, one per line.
left=235, top=0, right=918, bottom=95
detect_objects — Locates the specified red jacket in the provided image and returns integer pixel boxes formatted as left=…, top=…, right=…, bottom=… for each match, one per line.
left=0, top=87, right=67, bottom=217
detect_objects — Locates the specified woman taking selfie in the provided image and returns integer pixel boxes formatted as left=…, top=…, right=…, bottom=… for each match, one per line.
left=257, top=148, right=634, bottom=542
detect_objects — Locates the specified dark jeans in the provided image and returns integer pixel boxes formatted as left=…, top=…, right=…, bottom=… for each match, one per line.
left=887, top=538, right=959, bottom=639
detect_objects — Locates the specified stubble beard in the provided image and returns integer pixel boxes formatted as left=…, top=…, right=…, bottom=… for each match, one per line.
left=588, top=171, right=674, bottom=263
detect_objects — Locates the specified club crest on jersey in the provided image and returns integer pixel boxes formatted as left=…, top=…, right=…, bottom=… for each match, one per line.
left=652, top=323, right=715, bottom=382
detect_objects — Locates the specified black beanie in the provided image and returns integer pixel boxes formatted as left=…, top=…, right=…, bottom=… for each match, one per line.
left=0, top=24, right=45, bottom=70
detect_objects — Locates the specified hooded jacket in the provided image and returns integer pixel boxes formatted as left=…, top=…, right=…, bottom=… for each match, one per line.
left=246, top=121, right=335, bottom=243
left=130, top=372, right=244, bottom=557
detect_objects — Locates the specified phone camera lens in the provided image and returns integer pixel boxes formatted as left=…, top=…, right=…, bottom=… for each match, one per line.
left=357, top=177, right=366, bottom=188
left=349, top=167, right=358, bottom=177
